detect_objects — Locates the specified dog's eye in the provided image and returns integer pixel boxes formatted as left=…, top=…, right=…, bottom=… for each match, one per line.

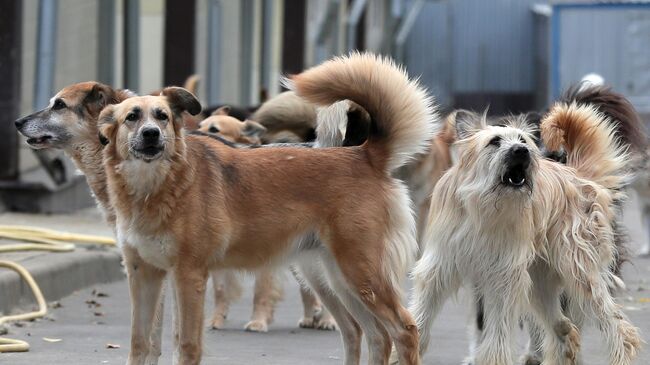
left=488, top=136, right=501, bottom=147
left=519, top=136, right=527, bottom=144
left=126, top=113, right=138, bottom=122
left=209, top=126, right=219, bottom=134
left=155, top=110, right=168, bottom=121
left=52, top=99, right=66, bottom=110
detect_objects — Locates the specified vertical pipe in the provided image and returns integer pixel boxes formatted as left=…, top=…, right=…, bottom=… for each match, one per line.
left=97, top=0, right=116, bottom=85
left=239, top=0, right=254, bottom=105
left=124, top=0, right=140, bottom=92
left=0, top=0, right=22, bottom=181
left=207, top=0, right=221, bottom=105
left=164, top=0, right=196, bottom=87
left=34, top=0, right=58, bottom=109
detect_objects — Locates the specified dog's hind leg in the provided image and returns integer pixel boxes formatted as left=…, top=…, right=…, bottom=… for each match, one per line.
left=244, top=267, right=284, bottom=332
left=209, top=269, right=242, bottom=329
left=123, top=246, right=167, bottom=365
left=563, top=269, right=641, bottom=365
left=325, top=247, right=420, bottom=364
left=295, top=258, right=363, bottom=365
left=527, top=262, right=580, bottom=365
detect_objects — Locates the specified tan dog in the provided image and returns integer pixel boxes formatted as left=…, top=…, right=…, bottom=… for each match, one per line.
left=99, top=53, right=437, bottom=365
left=251, top=91, right=318, bottom=143
left=198, top=106, right=267, bottom=146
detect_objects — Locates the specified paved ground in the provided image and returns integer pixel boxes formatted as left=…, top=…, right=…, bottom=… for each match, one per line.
left=2, top=256, right=650, bottom=365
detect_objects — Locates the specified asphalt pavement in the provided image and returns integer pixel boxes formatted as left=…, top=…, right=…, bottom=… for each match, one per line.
left=2, top=257, right=650, bottom=365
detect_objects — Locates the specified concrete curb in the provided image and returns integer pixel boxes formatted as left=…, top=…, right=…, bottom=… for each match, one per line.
left=0, top=248, right=124, bottom=315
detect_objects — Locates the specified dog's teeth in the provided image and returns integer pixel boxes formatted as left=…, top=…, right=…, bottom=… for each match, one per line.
left=508, top=177, right=525, bottom=186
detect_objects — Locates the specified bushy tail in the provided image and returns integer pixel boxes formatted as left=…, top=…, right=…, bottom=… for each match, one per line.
left=289, top=52, right=438, bottom=172
left=560, top=83, right=647, bottom=156
left=541, top=102, right=630, bottom=190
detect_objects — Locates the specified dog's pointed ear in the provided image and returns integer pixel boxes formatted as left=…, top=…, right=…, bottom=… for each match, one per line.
left=85, top=83, right=116, bottom=117
left=241, top=120, right=267, bottom=138
left=452, top=109, right=483, bottom=140
left=161, top=87, right=202, bottom=116
left=212, top=106, right=231, bottom=116
left=97, top=105, right=116, bottom=146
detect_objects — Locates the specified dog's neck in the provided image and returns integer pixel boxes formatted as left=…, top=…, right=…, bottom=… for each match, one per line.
left=107, top=143, right=193, bottom=233
left=67, top=137, right=114, bottom=224
left=63, top=89, right=133, bottom=226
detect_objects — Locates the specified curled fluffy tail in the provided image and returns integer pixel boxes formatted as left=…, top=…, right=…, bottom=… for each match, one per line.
left=290, top=52, right=438, bottom=172
left=560, top=83, right=647, bottom=155
left=541, top=102, right=630, bottom=190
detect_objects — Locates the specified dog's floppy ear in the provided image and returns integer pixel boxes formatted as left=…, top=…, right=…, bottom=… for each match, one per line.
left=452, top=109, right=483, bottom=140
left=161, top=87, right=202, bottom=116
left=242, top=120, right=267, bottom=138
left=212, top=106, right=231, bottom=116
left=85, top=83, right=116, bottom=117
left=97, top=105, right=116, bottom=146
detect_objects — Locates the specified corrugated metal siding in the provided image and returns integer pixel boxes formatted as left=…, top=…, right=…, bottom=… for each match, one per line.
left=404, top=0, right=540, bottom=101
left=555, top=4, right=650, bottom=111
left=403, top=1, right=452, bottom=106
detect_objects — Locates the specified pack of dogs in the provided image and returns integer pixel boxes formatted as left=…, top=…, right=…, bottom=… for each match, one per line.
left=14, top=52, right=646, bottom=365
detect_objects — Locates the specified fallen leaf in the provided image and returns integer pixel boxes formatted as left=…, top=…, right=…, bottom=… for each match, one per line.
left=50, top=301, right=63, bottom=309
left=94, top=312, right=105, bottom=317
left=106, top=343, right=120, bottom=349
left=43, top=337, right=62, bottom=343
left=639, top=298, right=650, bottom=303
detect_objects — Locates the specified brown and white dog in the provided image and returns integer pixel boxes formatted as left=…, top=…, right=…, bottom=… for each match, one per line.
left=99, top=53, right=437, bottom=365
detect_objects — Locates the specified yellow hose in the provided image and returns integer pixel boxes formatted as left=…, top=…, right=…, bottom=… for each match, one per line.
left=0, top=225, right=116, bottom=352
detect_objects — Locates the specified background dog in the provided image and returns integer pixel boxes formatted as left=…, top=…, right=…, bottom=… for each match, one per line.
left=410, top=100, right=642, bottom=365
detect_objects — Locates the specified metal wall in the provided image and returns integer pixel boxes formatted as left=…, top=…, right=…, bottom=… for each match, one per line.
left=404, top=0, right=540, bottom=109
left=551, top=3, right=650, bottom=112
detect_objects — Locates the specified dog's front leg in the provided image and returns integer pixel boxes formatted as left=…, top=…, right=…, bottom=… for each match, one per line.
left=173, top=261, right=208, bottom=365
left=474, top=267, right=531, bottom=365
left=123, top=246, right=167, bottom=365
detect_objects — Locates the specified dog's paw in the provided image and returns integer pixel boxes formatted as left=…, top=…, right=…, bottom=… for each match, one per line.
left=210, top=314, right=226, bottom=330
left=315, top=316, right=337, bottom=331
left=619, top=322, right=642, bottom=365
left=519, top=354, right=541, bottom=365
left=461, top=356, right=475, bottom=365
left=244, top=319, right=269, bottom=333
left=554, top=319, right=580, bottom=363
left=144, top=354, right=161, bottom=365
left=298, top=316, right=316, bottom=328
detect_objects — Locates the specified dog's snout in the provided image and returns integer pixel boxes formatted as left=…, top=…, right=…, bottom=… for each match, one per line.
left=512, top=145, right=528, bottom=156
left=142, top=128, right=160, bottom=143
left=15, top=117, right=27, bottom=130
left=510, top=145, right=529, bottom=159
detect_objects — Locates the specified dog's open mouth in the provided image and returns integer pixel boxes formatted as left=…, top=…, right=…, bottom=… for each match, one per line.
left=502, top=166, right=527, bottom=188
left=26, top=135, right=53, bottom=148
left=134, top=146, right=164, bottom=161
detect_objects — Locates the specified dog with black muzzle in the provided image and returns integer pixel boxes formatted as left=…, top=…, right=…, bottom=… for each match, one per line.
left=409, top=106, right=641, bottom=365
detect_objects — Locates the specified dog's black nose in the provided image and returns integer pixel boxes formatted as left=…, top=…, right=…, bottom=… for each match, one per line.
left=142, top=128, right=160, bottom=144
left=15, top=117, right=26, bottom=130
left=511, top=145, right=529, bottom=158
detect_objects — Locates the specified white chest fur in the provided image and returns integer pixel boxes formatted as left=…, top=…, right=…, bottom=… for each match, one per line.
left=118, top=223, right=176, bottom=270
